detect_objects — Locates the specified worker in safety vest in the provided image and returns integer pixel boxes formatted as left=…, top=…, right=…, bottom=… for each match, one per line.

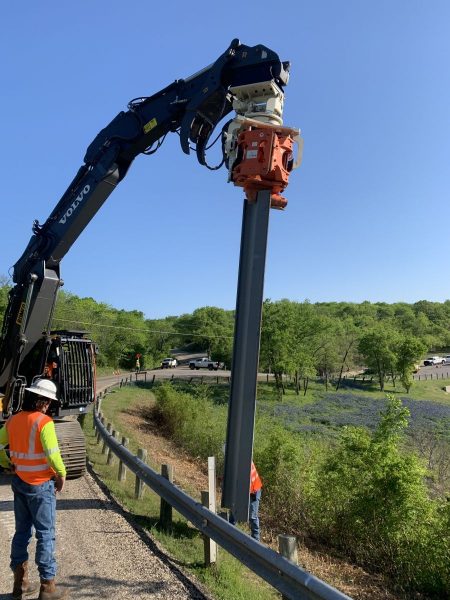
left=229, top=461, right=263, bottom=541
left=0, top=378, right=68, bottom=600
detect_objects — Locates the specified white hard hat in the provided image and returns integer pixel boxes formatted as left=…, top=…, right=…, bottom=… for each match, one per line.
left=25, top=378, right=58, bottom=401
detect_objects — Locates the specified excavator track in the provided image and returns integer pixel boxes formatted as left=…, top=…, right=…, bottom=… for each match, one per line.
left=54, top=419, right=86, bottom=479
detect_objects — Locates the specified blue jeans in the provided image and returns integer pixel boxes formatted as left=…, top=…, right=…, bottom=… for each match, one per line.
left=229, top=489, right=261, bottom=541
left=249, top=490, right=261, bottom=541
left=10, top=475, right=57, bottom=580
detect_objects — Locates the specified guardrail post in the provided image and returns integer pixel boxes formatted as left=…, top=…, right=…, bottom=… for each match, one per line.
left=107, top=430, right=117, bottom=465
left=278, top=535, right=299, bottom=600
left=278, top=534, right=298, bottom=563
left=102, top=423, right=112, bottom=454
left=201, top=491, right=217, bottom=565
left=159, top=464, right=173, bottom=531
left=208, top=456, right=216, bottom=511
left=96, top=416, right=104, bottom=444
left=118, top=437, right=129, bottom=482
left=93, top=410, right=100, bottom=434
left=200, top=456, right=218, bottom=565
left=134, top=448, right=147, bottom=499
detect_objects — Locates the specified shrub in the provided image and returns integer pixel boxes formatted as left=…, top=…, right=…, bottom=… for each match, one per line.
left=307, top=396, right=448, bottom=596
left=154, top=383, right=226, bottom=463
left=153, top=385, right=449, bottom=597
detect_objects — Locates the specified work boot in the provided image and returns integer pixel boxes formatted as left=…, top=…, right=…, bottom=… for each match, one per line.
left=12, top=561, right=38, bottom=599
left=38, top=579, right=68, bottom=600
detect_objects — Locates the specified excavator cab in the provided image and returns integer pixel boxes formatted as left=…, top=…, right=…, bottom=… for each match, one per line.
left=44, top=330, right=97, bottom=418
left=39, top=330, right=97, bottom=479
left=7, top=330, right=97, bottom=418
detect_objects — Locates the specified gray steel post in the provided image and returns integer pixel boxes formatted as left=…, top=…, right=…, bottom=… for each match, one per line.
left=222, top=189, right=271, bottom=521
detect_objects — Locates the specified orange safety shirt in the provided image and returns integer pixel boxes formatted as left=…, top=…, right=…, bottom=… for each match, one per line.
left=6, top=411, right=59, bottom=485
left=250, top=462, right=262, bottom=494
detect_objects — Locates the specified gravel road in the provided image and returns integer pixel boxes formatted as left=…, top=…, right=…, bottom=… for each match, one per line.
left=0, top=470, right=210, bottom=600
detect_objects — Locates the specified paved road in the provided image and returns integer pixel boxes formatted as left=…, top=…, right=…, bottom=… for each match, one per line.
left=415, top=363, right=450, bottom=377
left=99, top=366, right=276, bottom=387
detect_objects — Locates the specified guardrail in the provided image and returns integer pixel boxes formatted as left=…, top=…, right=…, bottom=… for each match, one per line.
left=93, top=405, right=352, bottom=600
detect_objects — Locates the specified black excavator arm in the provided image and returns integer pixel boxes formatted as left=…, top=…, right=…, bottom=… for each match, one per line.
left=0, top=39, right=290, bottom=414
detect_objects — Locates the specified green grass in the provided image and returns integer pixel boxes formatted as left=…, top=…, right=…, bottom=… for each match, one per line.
left=83, top=386, right=278, bottom=600
left=260, top=375, right=450, bottom=404
left=95, top=365, right=124, bottom=377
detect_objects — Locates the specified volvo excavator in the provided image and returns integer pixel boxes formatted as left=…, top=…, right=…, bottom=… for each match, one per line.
left=0, top=39, right=301, bottom=479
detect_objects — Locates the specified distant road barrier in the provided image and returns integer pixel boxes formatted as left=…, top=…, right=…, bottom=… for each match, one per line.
left=93, top=388, right=352, bottom=600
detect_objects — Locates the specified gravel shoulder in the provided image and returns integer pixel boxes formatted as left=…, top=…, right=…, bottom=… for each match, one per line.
left=0, top=467, right=209, bottom=600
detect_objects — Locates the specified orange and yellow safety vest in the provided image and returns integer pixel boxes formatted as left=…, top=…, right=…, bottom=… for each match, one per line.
left=5, top=411, right=62, bottom=485
left=250, top=462, right=262, bottom=494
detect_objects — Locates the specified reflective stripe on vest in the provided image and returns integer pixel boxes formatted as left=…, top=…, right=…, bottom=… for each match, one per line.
left=6, top=411, right=54, bottom=484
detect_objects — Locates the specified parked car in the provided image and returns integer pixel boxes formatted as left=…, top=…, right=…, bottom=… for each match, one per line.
left=444, top=356, right=450, bottom=365
left=161, top=357, right=177, bottom=368
left=423, top=356, right=445, bottom=366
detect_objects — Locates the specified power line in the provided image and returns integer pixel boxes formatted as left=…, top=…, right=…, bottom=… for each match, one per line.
left=53, top=318, right=233, bottom=339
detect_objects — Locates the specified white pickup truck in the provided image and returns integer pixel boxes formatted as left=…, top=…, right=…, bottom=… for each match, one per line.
left=189, top=357, right=219, bottom=370
left=161, top=357, right=177, bottom=368
left=423, top=356, right=445, bottom=366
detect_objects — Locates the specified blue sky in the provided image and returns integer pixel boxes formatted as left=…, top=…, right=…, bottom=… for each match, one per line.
left=1, top=1, right=450, bottom=319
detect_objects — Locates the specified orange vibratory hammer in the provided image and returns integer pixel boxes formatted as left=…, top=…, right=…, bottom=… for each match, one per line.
left=231, top=121, right=301, bottom=210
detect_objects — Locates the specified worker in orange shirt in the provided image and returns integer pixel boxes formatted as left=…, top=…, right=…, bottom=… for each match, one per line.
left=0, top=378, right=67, bottom=600
left=229, top=461, right=262, bottom=541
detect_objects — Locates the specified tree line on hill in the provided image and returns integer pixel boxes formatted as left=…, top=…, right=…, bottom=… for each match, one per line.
left=1, top=279, right=450, bottom=392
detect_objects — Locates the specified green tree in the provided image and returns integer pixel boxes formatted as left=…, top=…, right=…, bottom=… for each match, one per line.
left=174, top=306, right=234, bottom=366
left=145, top=316, right=178, bottom=367
left=0, top=276, right=10, bottom=320
left=260, top=300, right=297, bottom=392
left=396, top=335, right=427, bottom=393
left=334, top=318, right=360, bottom=390
left=358, top=325, right=398, bottom=391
